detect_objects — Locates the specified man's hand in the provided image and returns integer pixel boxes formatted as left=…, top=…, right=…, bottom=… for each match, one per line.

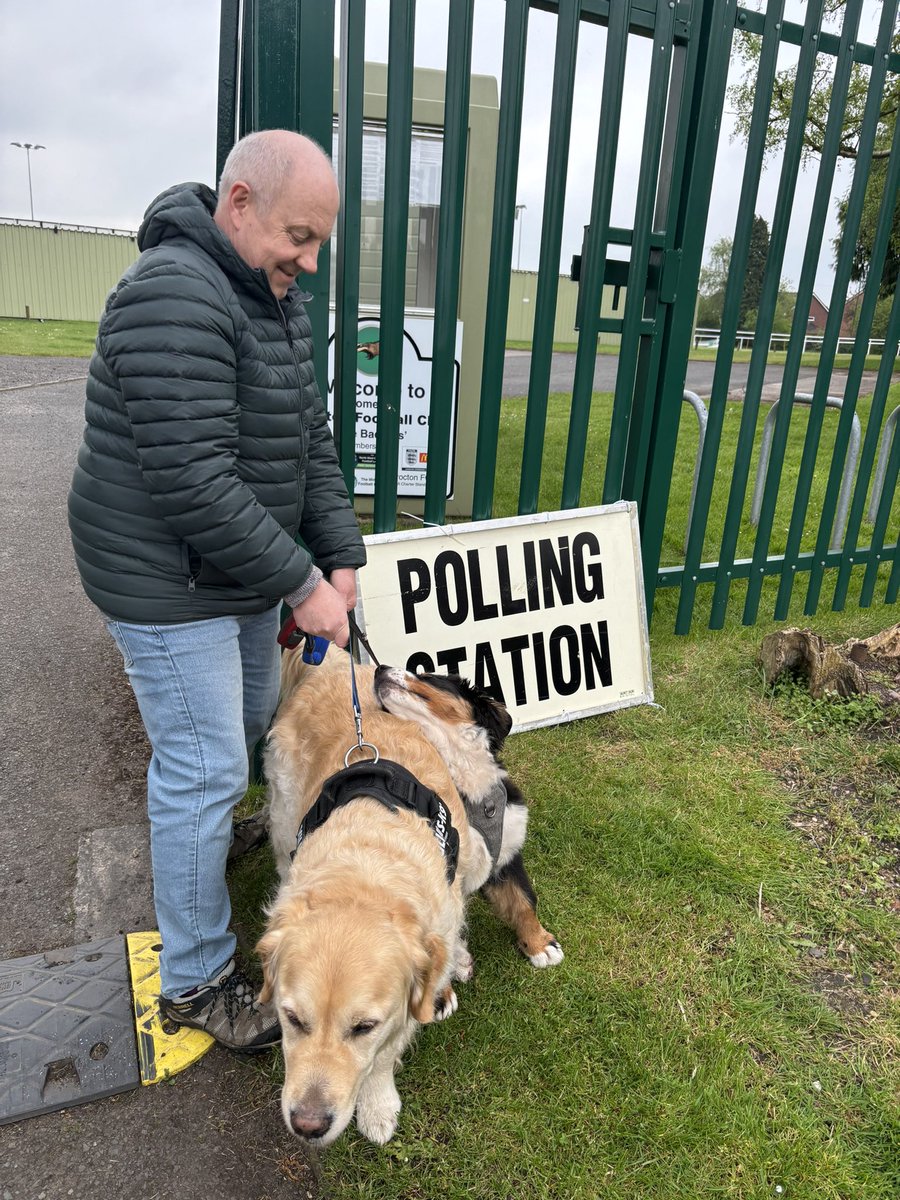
left=292, top=579, right=351, bottom=648
left=329, top=567, right=358, bottom=612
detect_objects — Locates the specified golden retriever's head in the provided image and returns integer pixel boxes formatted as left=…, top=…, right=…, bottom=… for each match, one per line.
left=257, top=892, right=447, bottom=1145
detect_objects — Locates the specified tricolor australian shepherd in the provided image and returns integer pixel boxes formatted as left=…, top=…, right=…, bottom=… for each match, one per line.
left=373, top=665, right=563, bottom=969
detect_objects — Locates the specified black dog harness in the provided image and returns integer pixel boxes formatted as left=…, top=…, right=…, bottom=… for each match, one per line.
left=293, top=759, right=460, bottom=884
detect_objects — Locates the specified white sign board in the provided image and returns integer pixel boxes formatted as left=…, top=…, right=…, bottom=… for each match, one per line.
left=326, top=317, right=462, bottom=498
left=357, top=505, right=653, bottom=732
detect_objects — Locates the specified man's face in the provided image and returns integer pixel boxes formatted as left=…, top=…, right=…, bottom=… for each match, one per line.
left=230, top=169, right=339, bottom=300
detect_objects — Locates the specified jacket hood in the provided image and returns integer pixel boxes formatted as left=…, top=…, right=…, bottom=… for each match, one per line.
left=138, top=182, right=270, bottom=296
left=138, top=182, right=220, bottom=252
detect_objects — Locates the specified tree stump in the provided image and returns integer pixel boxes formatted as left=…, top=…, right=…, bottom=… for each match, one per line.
left=844, top=624, right=900, bottom=668
left=758, top=628, right=868, bottom=699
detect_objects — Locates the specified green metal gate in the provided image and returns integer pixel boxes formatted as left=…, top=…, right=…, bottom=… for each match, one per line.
left=218, top=0, right=900, bottom=631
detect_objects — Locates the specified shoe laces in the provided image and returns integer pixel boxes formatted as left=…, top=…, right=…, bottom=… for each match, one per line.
left=219, top=969, right=261, bottom=1024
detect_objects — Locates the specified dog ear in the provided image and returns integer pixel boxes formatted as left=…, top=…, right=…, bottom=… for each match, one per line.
left=409, top=932, right=448, bottom=1024
left=473, top=692, right=513, bottom=748
left=256, top=894, right=311, bottom=1002
left=495, top=701, right=513, bottom=739
left=255, top=925, right=285, bottom=1004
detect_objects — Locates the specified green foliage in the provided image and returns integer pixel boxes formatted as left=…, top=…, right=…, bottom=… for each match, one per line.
left=769, top=676, right=891, bottom=737
left=696, top=235, right=733, bottom=328
left=697, top=229, right=794, bottom=332
left=739, top=215, right=770, bottom=328
left=728, top=13, right=900, bottom=298
left=835, top=159, right=900, bottom=299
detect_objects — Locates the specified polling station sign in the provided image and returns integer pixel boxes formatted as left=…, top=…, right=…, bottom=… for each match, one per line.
left=357, top=504, right=653, bottom=732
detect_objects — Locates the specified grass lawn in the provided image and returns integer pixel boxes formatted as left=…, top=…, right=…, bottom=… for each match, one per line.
left=0, top=319, right=888, bottom=376
left=489, top=385, right=900, bottom=585
left=0, top=317, right=98, bottom=357
left=227, top=386, right=899, bottom=1199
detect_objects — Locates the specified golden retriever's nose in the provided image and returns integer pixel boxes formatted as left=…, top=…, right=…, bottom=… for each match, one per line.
left=290, top=1104, right=333, bottom=1140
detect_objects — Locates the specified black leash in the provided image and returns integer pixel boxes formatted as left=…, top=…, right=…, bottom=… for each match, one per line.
left=348, top=612, right=380, bottom=666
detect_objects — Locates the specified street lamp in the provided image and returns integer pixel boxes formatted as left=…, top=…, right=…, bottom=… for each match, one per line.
left=515, top=203, right=526, bottom=270
left=10, top=142, right=46, bottom=221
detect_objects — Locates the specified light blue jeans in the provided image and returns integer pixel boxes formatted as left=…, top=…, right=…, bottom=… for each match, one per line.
left=105, top=607, right=281, bottom=997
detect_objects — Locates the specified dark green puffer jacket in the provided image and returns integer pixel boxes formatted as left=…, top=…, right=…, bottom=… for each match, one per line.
left=68, top=182, right=365, bottom=623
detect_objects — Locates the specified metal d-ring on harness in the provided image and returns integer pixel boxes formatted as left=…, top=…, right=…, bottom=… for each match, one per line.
left=344, top=614, right=381, bottom=768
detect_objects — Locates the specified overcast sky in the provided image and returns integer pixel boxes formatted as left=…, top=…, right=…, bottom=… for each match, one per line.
left=1, top=0, right=882, bottom=305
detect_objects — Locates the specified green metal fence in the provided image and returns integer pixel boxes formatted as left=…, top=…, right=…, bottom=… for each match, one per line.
left=218, top=0, right=900, bottom=632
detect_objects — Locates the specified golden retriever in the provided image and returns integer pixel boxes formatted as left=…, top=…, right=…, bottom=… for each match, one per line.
left=260, top=650, right=492, bottom=1145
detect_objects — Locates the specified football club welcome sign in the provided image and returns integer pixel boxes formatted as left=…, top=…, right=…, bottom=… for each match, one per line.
left=357, top=505, right=653, bottom=732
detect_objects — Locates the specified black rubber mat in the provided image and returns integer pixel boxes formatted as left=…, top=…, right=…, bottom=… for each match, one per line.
left=0, top=936, right=140, bottom=1124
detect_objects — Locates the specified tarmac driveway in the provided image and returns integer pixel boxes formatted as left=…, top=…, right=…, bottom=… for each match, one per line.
left=500, top=348, right=883, bottom=401
left=0, top=356, right=317, bottom=1200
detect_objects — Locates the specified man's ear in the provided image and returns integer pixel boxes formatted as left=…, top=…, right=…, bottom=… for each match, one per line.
left=409, top=932, right=448, bottom=1024
left=227, top=180, right=252, bottom=225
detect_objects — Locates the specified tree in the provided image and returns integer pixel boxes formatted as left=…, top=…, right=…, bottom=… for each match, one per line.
left=742, top=283, right=796, bottom=337
left=728, top=2, right=899, bottom=297
left=835, top=163, right=900, bottom=299
left=740, top=215, right=770, bottom=328
left=697, top=227, right=791, bottom=332
left=696, top=236, right=732, bottom=328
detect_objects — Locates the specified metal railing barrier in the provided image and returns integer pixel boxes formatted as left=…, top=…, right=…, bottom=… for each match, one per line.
left=751, top=394, right=861, bottom=551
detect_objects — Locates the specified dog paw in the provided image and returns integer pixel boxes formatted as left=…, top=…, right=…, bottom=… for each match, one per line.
left=433, top=986, right=459, bottom=1021
left=453, top=946, right=474, bottom=982
left=356, top=1080, right=402, bottom=1144
left=526, top=938, right=564, bottom=968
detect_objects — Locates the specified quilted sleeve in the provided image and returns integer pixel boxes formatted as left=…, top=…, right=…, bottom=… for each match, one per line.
left=298, top=376, right=367, bottom=573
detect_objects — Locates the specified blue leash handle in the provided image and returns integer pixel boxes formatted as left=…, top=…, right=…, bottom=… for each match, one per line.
left=277, top=615, right=329, bottom=665
left=302, top=635, right=330, bottom=665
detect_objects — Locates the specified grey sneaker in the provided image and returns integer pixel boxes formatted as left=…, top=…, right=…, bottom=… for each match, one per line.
left=158, top=960, right=281, bottom=1053
left=227, top=808, right=270, bottom=863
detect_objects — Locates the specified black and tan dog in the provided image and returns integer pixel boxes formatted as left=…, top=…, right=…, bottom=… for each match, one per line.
left=373, top=664, right=563, bottom=970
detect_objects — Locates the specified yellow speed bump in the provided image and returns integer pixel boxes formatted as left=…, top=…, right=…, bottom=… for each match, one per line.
left=126, top=932, right=213, bottom=1085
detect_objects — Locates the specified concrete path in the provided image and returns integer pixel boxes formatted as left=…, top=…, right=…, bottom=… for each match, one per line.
left=0, top=356, right=317, bottom=1200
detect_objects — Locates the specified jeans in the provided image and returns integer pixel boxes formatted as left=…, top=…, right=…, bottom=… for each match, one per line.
left=105, top=607, right=281, bottom=997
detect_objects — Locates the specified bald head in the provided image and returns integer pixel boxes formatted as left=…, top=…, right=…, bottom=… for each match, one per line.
left=215, top=129, right=340, bottom=298
left=217, top=130, right=338, bottom=216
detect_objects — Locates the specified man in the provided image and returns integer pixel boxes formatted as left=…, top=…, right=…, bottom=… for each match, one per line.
left=68, top=130, right=365, bottom=1052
